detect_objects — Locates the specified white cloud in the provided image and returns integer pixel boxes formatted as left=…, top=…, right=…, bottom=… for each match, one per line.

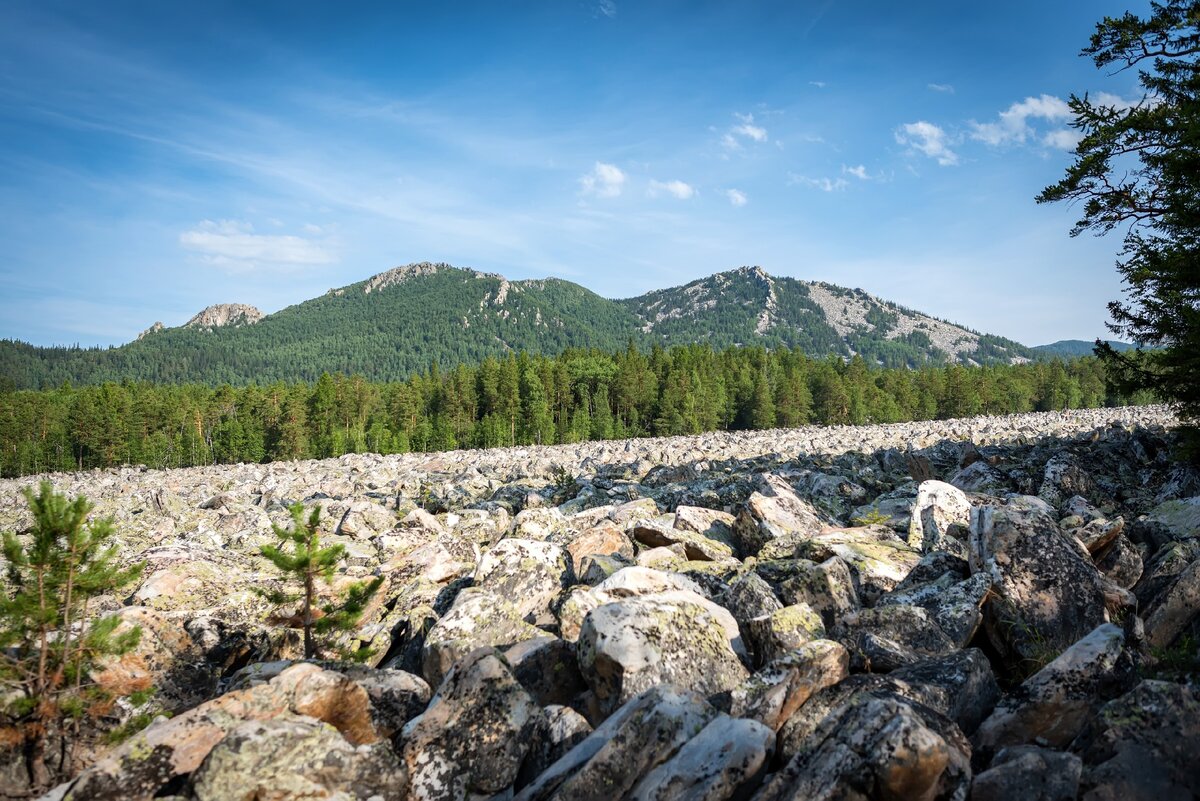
left=1043, top=129, right=1083, bottom=150
left=895, top=121, right=959, bottom=166
left=595, top=0, right=617, bottom=18
left=179, top=219, right=336, bottom=271
left=726, top=189, right=748, bottom=207
left=579, top=161, right=626, bottom=198
left=733, top=123, right=768, bottom=142
left=843, top=164, right=869, bottom=180
left=722, top=113, right=769, bottom=150
left=969, top=94, right=1071, bottom=147
left=809, top=80, right=828, bottom=89
left=790, top=174, right=848, bottom=192
left=648, top=179, right=696, bottom=199
left=927, top=83, right=955, bottom=94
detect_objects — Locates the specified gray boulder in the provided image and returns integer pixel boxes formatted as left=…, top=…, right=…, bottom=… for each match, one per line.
left=628, top=714, right=775, bottom=801
left=473, top=537, right=573, bottom=624
left=970, top=745, right=1082, bottom=801
left=908, top=479, right=972, bottom=555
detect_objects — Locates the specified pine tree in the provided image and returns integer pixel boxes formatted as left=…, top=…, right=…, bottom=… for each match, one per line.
left=0, top=483, right=144, bottom=791
left=258, top=503, right=383, bottom=661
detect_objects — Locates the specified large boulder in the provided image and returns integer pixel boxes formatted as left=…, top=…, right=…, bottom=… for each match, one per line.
left=777, top=556, right=861, bottom=629
left=473, top=538, right=573, bottom=624
left=400, top=649, right=542, bottom=800
left=421, top=588, right=549, bottom=686
left=514, top=687, right=718, bottom=801
left=191, top=717, right=407, bottom=801
left=835, top=604, right=959, bottom=673
left=729, top=639, right=849, bottom=732
left=628, top=714, right=775, bottom=801
left=62, top=663, right=382, bottom=800
left=565, top=523, right=635, bottom=573
left=908, top=480, right=972, bottom=555
left=974, top=624, right=1128, bottom=755
left=1143, top=558, right=1200, bottom=649
left=734, top=474, right=827, bottom=557
left=755, top=691, right=972, bottom=801
left=577, top=593, right=751, bottom=715
left=1078, top=679, right=1200, bottom=801
left=970, top=745, right=1082, bottom=801
left=969, top=500, right=1110, bottom=673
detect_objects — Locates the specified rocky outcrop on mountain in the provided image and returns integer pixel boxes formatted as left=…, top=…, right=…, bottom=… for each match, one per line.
left=183, top=302, right=265, bottom=330
left=4, top=404, right=1200, bottom=800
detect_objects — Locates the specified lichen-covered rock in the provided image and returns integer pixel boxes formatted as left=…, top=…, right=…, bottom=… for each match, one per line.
left=755, top=691, right=971, bottom=801
left=729, top=639, right=849, bottom=731
left=673, top=506, right=738, bottom=548
left=1143, top=558, right=1200, bottom=649
left=908, top=479, right=972, bottom=555
left=879, top=572, right=992, bottom=649
left=1078, top=680, right=1200, bottom=801
left=504, top=636, right=587, bottom=707
left=788, top=525, right=922, bottom=605
left=577, top=593, right=751, bottom=715
left=777, top=556, right=861, bottom=629
left=565, top=522, right=634, bottom=573
left=514, top=686, right=718, bottom=801
left=970, top=745, right=1082, bottom=801
left=744, top=602, right=827, bottom=666
left=92, top=606, right=211, bottom=711
left=557, top=566, right=721, bottom=642
left=400, top=649, right=542, bottom=800
left=191, top=717, right=407, bottom=801
left=421, top=588, right=549, bottom=686
left=1074, top=516, right=1125, bottom=555
left=516, top=704, right=594, bottom=790
left=835, top=604, right=959, bottom=672
left=62, top=663, right=381, bottom=800
left=628, top=714, right=775, bottom=801
left=735, top=474, right=828, bottom=557
left=974, top=624, right=1128, bottom=754
left=969, top=500, right=1110, bottom=671
left=632, top=521, right=737, bottom=562
left=473, top=537, right=573, bottom=623
left=889, top=649, right=1000, bottom=736
left=1093, top=533, right=1143, bottom=590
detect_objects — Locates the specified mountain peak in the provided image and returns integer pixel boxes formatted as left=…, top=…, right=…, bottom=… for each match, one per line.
left=362, top=262, right=507, bottom=295
left=185, top=303, right=264, bottom=330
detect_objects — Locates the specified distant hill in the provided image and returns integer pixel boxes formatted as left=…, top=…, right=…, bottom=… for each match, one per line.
left=0, top=263, right=1036, bottom=389
left=1032, top=340, right=1136, bottom=358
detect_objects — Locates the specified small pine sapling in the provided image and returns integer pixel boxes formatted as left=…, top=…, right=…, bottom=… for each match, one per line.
left=258, top=503, right=383, bottom=661
left=0, top=482, right=144, bottom=792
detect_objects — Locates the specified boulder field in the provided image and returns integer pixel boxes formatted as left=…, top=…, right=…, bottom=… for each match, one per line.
left=2, top=405, right=1198, bottom=800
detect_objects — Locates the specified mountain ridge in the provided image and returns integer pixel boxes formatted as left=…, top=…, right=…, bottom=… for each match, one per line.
left=2, top=262, right=1037, bottom=389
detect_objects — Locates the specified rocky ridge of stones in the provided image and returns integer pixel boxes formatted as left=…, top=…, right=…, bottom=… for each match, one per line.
left=2, top=403, right=1199, bottom=800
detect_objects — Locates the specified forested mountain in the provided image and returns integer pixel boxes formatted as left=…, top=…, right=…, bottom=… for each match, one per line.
left=1, top=263, right=1035, bottom=389
left=1032, top=340, right=1136, bottom=358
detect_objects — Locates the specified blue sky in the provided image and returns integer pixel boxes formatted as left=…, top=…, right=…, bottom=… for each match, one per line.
left=0, top=0, right=1149, bottom=348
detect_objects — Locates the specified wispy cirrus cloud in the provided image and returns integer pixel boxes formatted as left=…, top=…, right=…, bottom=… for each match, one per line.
left=789, top=173, right=848, bottom=192
left=579, top=161, right=626, bottom=198
left=895, top=121, right=959, bottom=166
left=843, top=164, right=869, bottom=180
left=927, top=83, right=955, bottom=94
left=648, top=179, right=696, bottom=199
left=722, top=112, right=769, bottom=151
left=180, top=220, right=337, bottom=272
left=726, top=188, right=748, bottom=206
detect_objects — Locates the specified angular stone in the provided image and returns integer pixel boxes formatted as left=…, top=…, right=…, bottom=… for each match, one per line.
left=514, top=687, right=717, bottom=801
left=969, top=500, right=1110, bottom=671
left=791, top=525, right=922, bottom=605
left=734, top=474, right=827, bottom=557
left=756, top=691, right=971, bottom=801
left=975, top=624, right=1127, bottom=754
left=1079, top=680, right=1200, bottom=801
left=745, top=603, right=827, bottom=666
left=577, top=593, right=750, bottom=715
left=908, top=479, right=972, bottom=555
left=505, top=636, right=587, bottom=708
left=192, top=717, right=407, bottom=801
left=1143, top=558, right=1200, bottom=649
left=729, top=639, right=849, bottom=732
left=1075, top=516, right=1126, bottom=555
left=1094, top=533, right=1143, bottom=590
left=516, top=705, right=593, bottom=790
left=835, top=604, right=959, bottom=672
left=777, top=556, right=860, bottom=629
left=628, top=714, right=775, bottom=801
left=566, top=522, right=634, bottom=573
left=557, top=566, right=713, bottom=641
left=970, top=745, right=1082, bottom=801
left=473, top=537, right=573, bottom=624
left=632, top=521, right=736, bottom=562
left=421, top=588, right=549, bottom=686
left=401, top=649, right=542, bottom=800
left=889, top=649, right=1001, bottom=736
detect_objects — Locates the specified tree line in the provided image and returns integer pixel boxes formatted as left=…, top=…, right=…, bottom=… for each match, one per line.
left=0, top=343, right=1141, bottom=478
